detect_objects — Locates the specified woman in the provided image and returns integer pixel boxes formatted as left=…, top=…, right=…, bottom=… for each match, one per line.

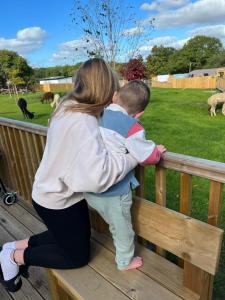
left=0, top=58, right=137, bottom=292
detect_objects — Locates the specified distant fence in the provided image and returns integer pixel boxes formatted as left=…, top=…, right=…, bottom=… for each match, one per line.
left=152, top=76, right=217, bottom=89
left=38, top=83, right=74, bottom=93
left=216, top=78, right=225, bottom=92
left=36, top=77, right=225, bottom=93
left=37, top=80, right=128, bottom=93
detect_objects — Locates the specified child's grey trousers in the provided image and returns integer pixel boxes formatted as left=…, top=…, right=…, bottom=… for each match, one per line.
left=85, top=190, right=134, bottom=269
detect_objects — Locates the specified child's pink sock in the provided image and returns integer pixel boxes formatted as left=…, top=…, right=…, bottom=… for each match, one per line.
left=121, top=256, right=142, bottom=271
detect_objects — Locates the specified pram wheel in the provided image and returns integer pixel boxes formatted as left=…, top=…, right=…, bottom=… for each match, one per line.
left=3, top=193, right=17, bottom=205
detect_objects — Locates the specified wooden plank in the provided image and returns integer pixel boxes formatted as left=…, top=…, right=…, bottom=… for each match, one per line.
left=92, top=230, right=200, bottom=300
left=18, top=130, right=33, bottom=198
left=179, top=173, right=192, bottom=267
left=0, top=200, right=46, bottom=234
left=134, top=165, right=146, bottom=246
left=0, top=126, right=12, bottom=187
left=155, top=166, right=166, bottom=206
left=135, top=165, right=145, bottom=198
left=132, top=197, right=223, bottom=275
left=12, top=128, right=30, bottom=201
left=32, top=133, right=43, bottom=163
left=39, top=135, right=46, bottom=152
left=5, top=127, right=23, bottom=196
left=1, top=126, right=17, bottom=191
left=25, top=131, right=39, bottom=177
left=155, top=165, right=166, bottom=256
left=207, top=181, right=223, bottom=300
left=159, top=152, right=225, bottom=184
left=0, top=280, right=13, bottom=300
left=46, top=269, right=64, bottom=300
left=0, top=117, right=47, bottom=136
left=17, top=197, right=42, bottom=221
left=179, top=173, right=192, bottom=215
left=0, top=204, right=33, bottom=239
left=183, top=263, right=210, bottom=300
left=0, top=219, right=50, bottom=300
left=89, top=240, right=182, bottom=300
left=51, top=266, right=130, bottom=300
left=208, top=181, right=223, bottom=226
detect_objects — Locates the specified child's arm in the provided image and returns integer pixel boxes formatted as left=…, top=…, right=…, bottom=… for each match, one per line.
left=125, top=122, right=166, bottom=165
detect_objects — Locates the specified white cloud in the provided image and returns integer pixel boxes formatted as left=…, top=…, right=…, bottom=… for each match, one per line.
left=141, top=0, right=190, bottom=11
left=188, top=24, right=225, bottom=43
left=138, top=35, right=189, bottom=57
left=121, top=27, right=144, bottom=36
left=142, top=0, right=225, bottom=29
left=51, top=38, right=94, bottom=64
left=0, top=27, right=47, bottom=54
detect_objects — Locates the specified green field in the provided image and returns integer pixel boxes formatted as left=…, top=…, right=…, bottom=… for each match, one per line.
left=0, top=88, right=225, bottom=298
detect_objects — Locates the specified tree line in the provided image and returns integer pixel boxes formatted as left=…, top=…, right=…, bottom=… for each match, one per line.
left=146, top=35, right=225, bottom=76
left=0, top=35, right=224, bottom=90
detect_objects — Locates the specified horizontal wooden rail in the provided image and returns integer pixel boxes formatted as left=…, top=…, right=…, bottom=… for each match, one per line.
left=159, top=152, right=225, bottom=183
left=0, top=117, right=47, bottom=136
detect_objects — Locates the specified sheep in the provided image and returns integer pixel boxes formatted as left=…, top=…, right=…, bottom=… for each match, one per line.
left=17, top=98, right=34, bottom=119
left=207, top=93, right=225, bottom=116
left=50, top=94, right=61, bottom=109
left=41, top=92, right=54, bottom=104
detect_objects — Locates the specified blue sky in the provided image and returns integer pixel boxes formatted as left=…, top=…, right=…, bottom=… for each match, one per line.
left=0, top=0, right=225, bottom=67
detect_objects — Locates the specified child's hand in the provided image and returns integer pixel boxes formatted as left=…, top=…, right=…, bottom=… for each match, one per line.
left=157, top=145, right=167, bottom=154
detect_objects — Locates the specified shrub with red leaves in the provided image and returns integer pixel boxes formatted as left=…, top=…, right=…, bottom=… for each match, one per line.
left=120, top=57, right=147, bottom=81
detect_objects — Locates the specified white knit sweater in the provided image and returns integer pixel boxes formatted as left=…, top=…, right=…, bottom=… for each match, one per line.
left=32, top=109, right=137, bottom=209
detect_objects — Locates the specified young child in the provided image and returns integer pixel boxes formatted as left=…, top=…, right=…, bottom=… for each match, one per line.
left=85, top=80, right=166, bottom=271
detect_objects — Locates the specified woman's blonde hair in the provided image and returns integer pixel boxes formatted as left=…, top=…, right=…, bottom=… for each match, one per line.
left=51, top=58, right=119, bottom=119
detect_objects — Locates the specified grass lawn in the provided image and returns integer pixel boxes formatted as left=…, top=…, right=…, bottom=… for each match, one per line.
left=0, top=88, right=225, bottom=298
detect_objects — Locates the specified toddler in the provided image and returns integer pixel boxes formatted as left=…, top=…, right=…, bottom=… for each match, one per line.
left=85, top=80, right=166, bottom=271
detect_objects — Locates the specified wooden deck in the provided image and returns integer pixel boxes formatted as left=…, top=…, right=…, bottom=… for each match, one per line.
left=0, top=197, right=51, bottom=300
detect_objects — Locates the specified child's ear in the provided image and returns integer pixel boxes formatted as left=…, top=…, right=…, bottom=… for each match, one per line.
left=134, top=111, right=144, bottom=118
left=112, top=91, right=118, bottom=103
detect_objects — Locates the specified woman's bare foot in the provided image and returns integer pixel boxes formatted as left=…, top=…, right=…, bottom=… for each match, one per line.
left=121, top=256, right=142, bottom=271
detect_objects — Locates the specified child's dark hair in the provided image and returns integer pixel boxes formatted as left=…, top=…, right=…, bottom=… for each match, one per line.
left=117, top=80, right=150, bottom=115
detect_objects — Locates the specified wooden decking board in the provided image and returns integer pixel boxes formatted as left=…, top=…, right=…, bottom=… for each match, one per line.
left=0, top=198, right=51, bottom=300
left=0, top=200, right=46, bottom=235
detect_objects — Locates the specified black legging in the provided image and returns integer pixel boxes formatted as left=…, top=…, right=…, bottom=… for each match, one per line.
left=24, top=199, right=91, bottom=269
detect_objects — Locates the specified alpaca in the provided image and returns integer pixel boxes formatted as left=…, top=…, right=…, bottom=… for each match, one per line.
left=41, top=92, right=54, bottom=104
left=207, top=93, right=225, bottom=116
left=50, top=94, right=61, bottom=109
left=17, top=98, right=34, bottom=119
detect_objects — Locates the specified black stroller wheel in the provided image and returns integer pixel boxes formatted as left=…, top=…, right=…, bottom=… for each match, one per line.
left=3, top=193, right=17, bottom=205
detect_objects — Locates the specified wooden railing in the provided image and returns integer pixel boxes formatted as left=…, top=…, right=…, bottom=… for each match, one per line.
left=0, top=118, right=47, bottom=202
left=0, top=117, right=224, bottom=299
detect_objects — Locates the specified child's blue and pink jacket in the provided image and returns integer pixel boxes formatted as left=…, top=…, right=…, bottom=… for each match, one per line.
left=94, top=104, right=161, bottom=197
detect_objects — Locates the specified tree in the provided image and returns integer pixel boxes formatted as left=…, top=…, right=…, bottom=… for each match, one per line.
left=33, top=63, right=82, bottom=81
left=146, top=46, right=176, bottom=75
left=120, top=56, right=147, bottom=81
left=203, top=51, right=225, bottom=68
left=167, top=36, right=224, bottom=73
left=0, top=50, right=33, bottom=90
left=182, top=36, right=223, bottom=69
left=70, top=0, right=154, bottom=67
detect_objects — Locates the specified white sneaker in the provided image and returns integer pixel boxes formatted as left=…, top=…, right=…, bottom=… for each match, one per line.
left=0, top=248, right=22, bottom=292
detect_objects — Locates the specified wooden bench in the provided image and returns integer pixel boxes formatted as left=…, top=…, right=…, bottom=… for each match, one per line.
left=46, top=196, right=223, bottom=300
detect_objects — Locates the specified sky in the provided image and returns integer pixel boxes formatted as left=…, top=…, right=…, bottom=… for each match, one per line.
left=0, top=0, right=225, bottom=67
